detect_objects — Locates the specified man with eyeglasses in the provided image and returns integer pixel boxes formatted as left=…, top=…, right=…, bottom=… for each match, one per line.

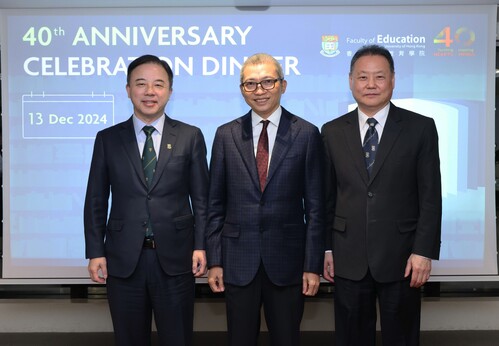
left=205, top=53, right=325, bottom=346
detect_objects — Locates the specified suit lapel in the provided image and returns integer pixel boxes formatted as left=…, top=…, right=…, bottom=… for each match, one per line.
left=232, top=112, right=261, bottom=191
left=149, top=116, right=177, bottom=190
left=119, top=117, right=147, bottom=186
left=342, top=111, right=370, bottom=185
left=265, top=109, right=297, bottom=189
left=369, top=103, right=402, bottom=182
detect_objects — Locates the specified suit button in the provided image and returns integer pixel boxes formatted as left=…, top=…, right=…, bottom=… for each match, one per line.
left=259, top=201, right=264, bottom=206
left=147, top=195, right=151, bottom=200
left=367, top=192, right=374, bottom=198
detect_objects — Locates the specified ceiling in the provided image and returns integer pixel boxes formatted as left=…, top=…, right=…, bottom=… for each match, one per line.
left=0, top=0, right=497, bottom=8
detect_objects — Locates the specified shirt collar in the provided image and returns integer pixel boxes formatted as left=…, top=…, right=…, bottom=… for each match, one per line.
left=133, top=114, right=165, bottom=135
left=251, top=106, right=282, bottom=129
left=358, top=103, right=390, bottom=128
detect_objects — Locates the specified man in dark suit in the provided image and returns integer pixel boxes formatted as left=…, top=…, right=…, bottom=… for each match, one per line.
left=321, top=45, right=442, bottom=346
left=205, top=53, right=324, bottom=346
left=84, top=54, right=209, bottom=346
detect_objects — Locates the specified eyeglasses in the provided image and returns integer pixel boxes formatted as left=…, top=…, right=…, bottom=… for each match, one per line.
left=240, top=78, right=283, bottom=92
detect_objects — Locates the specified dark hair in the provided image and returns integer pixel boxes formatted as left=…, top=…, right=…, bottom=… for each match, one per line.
left=350, top=45, right=395, bottom=75
left=127, top=54, right=173, bottom=88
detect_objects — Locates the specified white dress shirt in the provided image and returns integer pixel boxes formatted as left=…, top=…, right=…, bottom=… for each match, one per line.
left=358, top=103, right=389, bottom=143
left=133, top=114, right=165, bottom=159
left=251, top=107, right=282, bottom=171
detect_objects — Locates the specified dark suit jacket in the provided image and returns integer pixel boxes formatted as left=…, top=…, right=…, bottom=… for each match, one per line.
left=321, top=103, right=442, bottom=283
left=205, top=107, right=325, bottom=287
left=84, top=115, right=209, bottom=278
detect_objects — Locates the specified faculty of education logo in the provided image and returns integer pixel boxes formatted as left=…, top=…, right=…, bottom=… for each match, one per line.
left=321, top=35, right=340, bottom=57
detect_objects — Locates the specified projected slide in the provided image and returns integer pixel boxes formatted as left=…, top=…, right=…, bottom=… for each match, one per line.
left=0, top=5, right=496, bottom=279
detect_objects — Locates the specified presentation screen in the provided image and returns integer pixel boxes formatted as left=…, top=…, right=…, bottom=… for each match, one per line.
left=0, top=5, right=496, bottom=280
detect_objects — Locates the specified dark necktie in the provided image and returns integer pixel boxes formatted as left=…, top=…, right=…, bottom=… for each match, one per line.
left=256, top=120, right=270, bottom=192
left=142, top=126, right=157, bottom=238
left=142, top=126, right=157, bottom=188
left=363, top=118, right=378, bottom=177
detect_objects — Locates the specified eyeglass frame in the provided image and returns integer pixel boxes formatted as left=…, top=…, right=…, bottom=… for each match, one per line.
left=240, top=78, right=283, bottom=92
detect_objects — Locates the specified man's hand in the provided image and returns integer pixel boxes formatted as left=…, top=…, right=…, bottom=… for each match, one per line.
left=302, top=272, right=320, bottom=296
left=323, top=251, right=334, bottom=283
left=405, top=253, right=432, bottom=288
left=88, top=257, right=107, bottom=284
left=192, top=250, right=207, bottom=277
left=207, top=266, right=225, bottom=293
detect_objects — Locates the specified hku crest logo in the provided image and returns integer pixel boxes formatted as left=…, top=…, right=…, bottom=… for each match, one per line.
left=321, top=35, right=340, bottom=57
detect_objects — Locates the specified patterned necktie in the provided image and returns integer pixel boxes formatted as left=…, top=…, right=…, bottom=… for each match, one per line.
left=142, top=126, right=157, bottom=188
left=142, top=126, right=157, bottom=238
left=363, top=118, right=378, bottom=177
left=256, top=120, right=270, bottom=192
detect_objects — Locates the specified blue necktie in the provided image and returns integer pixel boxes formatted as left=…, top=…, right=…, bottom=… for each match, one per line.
left=363, top=118, right=378, bottom=177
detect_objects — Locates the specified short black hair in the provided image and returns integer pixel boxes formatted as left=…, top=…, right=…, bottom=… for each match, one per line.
left=350, top=45, right=395, bottom=75
left=127, top=54, right=173, bottom=88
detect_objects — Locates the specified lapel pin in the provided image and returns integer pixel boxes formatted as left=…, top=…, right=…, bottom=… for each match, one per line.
left=167, top=144, right=172, bottom=150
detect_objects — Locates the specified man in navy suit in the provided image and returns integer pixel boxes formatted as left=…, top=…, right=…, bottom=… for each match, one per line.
left=205, top=53, right=325, bottom=346
left=322, top=45, right=442, bottom=345
left=84, top=54, right=209, bottom=346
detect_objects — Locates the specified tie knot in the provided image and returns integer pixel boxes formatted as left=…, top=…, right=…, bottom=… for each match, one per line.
left=366, top=118, right=378, bottom=127
left=261, top=120, right=270, bottom=130
left=143, top=126, right=156, bottom=137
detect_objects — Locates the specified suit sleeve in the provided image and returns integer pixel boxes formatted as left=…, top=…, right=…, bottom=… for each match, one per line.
left=302, top=126, right=326, bottom=274
left=84, top=131, right=110, bottom=259
left=413, top=118, right=442, bottom=260
left=205, top=127, right=226, bottom=268
left=321, top=124, right=336, bottom=253
left=189, top=127, right=210, bottom=250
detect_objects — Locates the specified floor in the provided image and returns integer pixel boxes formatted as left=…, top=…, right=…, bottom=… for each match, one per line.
left=1, top=331, right=499, bottom=346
